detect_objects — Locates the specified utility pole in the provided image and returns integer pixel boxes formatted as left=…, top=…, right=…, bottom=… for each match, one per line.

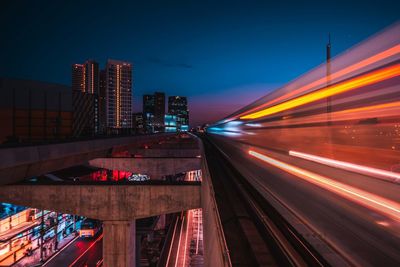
left=326, top=34, right=334, bottom=158
left=326, top=33, right=332, bottom=124
left=12, top=88, right=16, bottom=140
left=40, top=211, right=45, bottom=262
left=54, top=213, right=59, bottom=251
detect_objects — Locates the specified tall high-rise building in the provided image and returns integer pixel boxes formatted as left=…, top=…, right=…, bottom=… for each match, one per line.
left=72, top=64, right=85, bottom=93
left=142, top=92, right=165, bottom=132
left=154, top=92, right=165, bottom=131
left=143, top=94, right=155, bottom=133
left=168, top=96, right=189, bottom=131
left=132, top=112, right=144, bottom=134
left=85, top=60, right=99, bottom=94
left=71, top=60, right=99, bottom=137
left=106, top=59, right=132, bottom=130
left=98, top=69, right=107, bottom=134
left=72, top=60, right=99, bottom=94
left=143, top=94, right=155, bottom=114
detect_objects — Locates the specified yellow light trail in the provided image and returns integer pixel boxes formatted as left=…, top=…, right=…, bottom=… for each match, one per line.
left=236, top=44, right=400, bottom=120
left=241, top=64, right=400, bottom=119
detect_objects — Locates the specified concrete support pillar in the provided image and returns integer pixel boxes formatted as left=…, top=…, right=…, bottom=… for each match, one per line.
left=103, top=220, right=136, bottom=267
left=136, top=234, right=141, bottom=267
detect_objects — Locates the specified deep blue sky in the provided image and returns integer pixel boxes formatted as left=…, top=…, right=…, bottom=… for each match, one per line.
left=1, top=0, right=399, bottom=125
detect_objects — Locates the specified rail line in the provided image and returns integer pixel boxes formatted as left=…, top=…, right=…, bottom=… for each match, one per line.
left=201, top=135, right=333, bottom=266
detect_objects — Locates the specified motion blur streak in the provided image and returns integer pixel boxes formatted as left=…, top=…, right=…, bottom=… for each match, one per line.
left=236, top=44, right=400, bottom=119
left=68, top=234, right=103, bottom=267
left=249, top=150, right=400, bottom=222
left=289, top=150, right=400, bottom=182
left=208, top=23, right=400, bottom=265
left=241, top=64, right=400, bottom=119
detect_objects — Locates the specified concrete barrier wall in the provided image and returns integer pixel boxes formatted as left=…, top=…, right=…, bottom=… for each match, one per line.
left=0, top=134, right=172, bottom=184
left=88, top=157, right=201, bottom=179
left=192, top=134, right=232, bottom=267
left=128, top=148, right=201, bottom=158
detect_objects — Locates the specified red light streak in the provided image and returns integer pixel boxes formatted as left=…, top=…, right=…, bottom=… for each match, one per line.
left=183, top=211, right=190, bottom=266
left=249, top=150, right=400, bottom=222
left=195, top=210, right=201, bottom=255
left=289, top=150, right=400, bottom=183
left=175, top=215, right=185, bottom=267
left=68, top=234, right=103, bottom=267
left=166, top=217, right=179, bottom=266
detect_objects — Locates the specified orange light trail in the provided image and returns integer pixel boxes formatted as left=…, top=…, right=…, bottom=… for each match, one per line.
left=334, top=100, right=400, bottom=115
left=237, top=44, right=400, bottom=120
left=261, top=101, right=400, bottom=128
left=249, top=150, right=400, bottom=222
left=241, top=64, right=400, bottom=119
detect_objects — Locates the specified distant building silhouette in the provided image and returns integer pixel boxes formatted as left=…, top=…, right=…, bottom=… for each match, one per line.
left=132, top=112, right=144, bottom=134
left=0, top=78, right=72, bottom=143
left=154, top=92, right=165, bottom=132
left=143, top=94, right=155, bottom=133
left=143, top=92, right=165, bottom=133
left=168, top=96, right=189, bottom=131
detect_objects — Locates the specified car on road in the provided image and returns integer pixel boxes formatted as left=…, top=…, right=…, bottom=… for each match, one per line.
left=79, top=219, right=102, bottom=238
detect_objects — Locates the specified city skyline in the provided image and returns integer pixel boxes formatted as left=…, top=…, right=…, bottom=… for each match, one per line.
left=0, top=2, right=399, bottom=267
left=1, top=0, right=399, bottom=126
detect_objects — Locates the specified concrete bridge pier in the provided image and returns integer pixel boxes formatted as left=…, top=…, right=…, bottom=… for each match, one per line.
left=103, top=220, right=136, bottom=267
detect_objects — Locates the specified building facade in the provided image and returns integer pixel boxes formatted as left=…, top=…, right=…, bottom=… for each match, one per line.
left=98, top=69, right=107, bottom=134
left=0, top=78, right=72, bottom=144
left=164, top=114, right=177, bottom=132
left=154, top=92, right=165, bottom=132
left=132, top=112, right=144, bottom=134
left=143, top=92, right=165, bottom=133
left=71, top=60, right=99, bottom=137
left=106, top=59, right=133, bottom=131
left=168, top=96, right=189, bottom=131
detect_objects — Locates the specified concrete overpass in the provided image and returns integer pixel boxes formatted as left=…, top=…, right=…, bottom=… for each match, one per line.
left=0, top=134, right=174, bottom=185
left=0, top=182, right=200, bottom=267
left=0, top=134, right=231, bottom=267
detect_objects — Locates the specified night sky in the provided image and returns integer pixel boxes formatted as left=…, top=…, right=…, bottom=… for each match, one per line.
left=1, top=0, right=399, bottom=126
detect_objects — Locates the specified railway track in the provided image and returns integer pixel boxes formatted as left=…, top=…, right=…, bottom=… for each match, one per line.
left=201, top=135, right=330, bottom=266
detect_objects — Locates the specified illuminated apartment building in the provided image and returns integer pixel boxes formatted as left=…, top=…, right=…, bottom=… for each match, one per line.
left=143, top=92, right=165, bottom=133
left=168, top=96, right=189, bottom=131
left=71, top=60, right=99, bottom=137
left=105, top=59, right=132, bottom=131
left=72, top=60, right=99, bottom=94
left=98, top=69, right=107, bottom=134
left=154, top=92, right=165, bottom=132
